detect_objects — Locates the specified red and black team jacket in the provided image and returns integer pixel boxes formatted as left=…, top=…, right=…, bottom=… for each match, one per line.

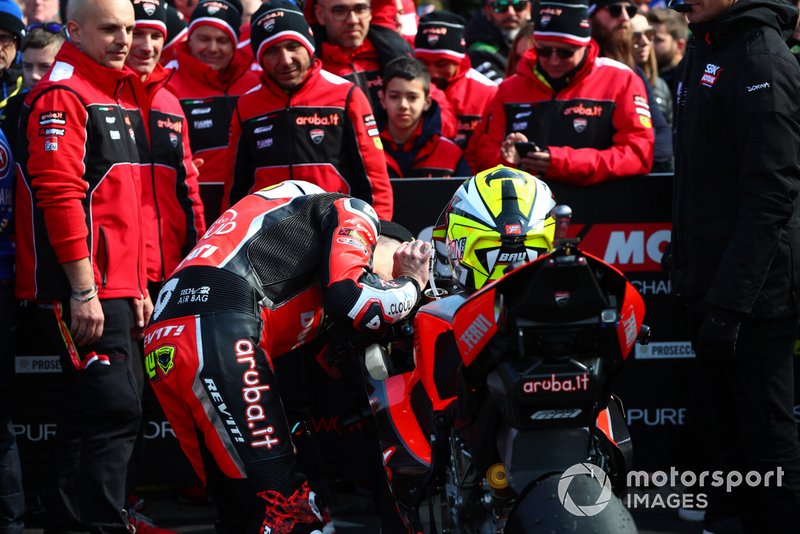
left=133, top=64, right=206, bottom=284
left=468, top=41, right=654, bottom=185
left=165, top=42, right=259, bottom=184
left=381, top=103, right=470, bottom=178
left=441, top=55, right=498, bottom=149
left=318, top=33, right=458, bottom=140
left=157, top=187, right=420, bottom=357
left=222, top=59, right=394, bottom=219
left=15, top=42, right=147, bottom=300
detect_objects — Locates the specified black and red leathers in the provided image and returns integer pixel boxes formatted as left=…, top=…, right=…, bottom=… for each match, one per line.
left=467, top=41, right=654, bottom=185
left=222, top=59, right=394, bottom=219
left=144, top=183, right=423, bottom=531
left=166, top=42, right=259, bottom=184
left=133, top=63, right=206, bottom=285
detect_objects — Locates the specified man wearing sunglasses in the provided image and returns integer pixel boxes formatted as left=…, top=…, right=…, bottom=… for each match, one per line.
left=463, top=0, right=531, bottom=82
left=468, top=0, right=653, bottom=185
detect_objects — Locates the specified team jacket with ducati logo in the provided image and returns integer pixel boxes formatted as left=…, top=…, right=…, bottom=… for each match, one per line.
left=152, top=189, right=420, bottom=353
left=166, top=42, right=259, bottom=184
left=468, top=41, right=654, bottom=185
left=440, top=55, right=498, bottom=149
left=15, top=42, right=147, bottom=300
left=222, top=60, right=394, bottom=219
left=132, top=64, right=206, bottom=283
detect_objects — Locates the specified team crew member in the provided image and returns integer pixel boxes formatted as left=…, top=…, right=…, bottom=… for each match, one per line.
left=127, top=0, right=206, bottom=292
left=166, top=0, right=259, bottom=184
left=14, top=0, right=151, bottom=530
left=414, top=10, right=497, bottom=149
left=379, top=56, right=469, bottom=178
left=222, top=1, right=393, bottom=219
left=469, top=0, right=654, bottom=185
left=145, top=180, right=431, bottom=533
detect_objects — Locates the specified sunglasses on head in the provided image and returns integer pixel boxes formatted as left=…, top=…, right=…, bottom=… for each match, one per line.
left=535, top=45, right=579, bottom=60
left=26, top=22, right=65, bottom=34
left=490, top=1, right=528, bottom=13
left=604, top=4, right=638, bottom=18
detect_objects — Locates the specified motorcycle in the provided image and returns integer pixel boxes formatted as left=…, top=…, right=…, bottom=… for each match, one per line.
left=361, top=206, right=649, bottom=533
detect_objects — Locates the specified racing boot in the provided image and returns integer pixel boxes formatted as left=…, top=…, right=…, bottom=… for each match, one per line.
left=257, top=481, right=328, bottom=534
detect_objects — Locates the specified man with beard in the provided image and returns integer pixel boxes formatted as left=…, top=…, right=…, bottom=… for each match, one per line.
left=589, top=0, right=673, bottom=170
left=647, top=7, right=687, bottom=96
left=464, top=0, right=531, bottom=82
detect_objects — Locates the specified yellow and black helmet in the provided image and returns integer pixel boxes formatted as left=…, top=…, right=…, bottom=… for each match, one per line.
left=433, top=165, right=556, bottom=292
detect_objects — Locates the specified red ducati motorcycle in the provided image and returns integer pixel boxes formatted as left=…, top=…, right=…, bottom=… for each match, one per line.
left=363, top=207, right=648, bottom=533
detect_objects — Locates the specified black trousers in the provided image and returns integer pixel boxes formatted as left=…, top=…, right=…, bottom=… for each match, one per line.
left=689, top=310, right=800, bottom=533
left=34, top=299, right=141, bottom=534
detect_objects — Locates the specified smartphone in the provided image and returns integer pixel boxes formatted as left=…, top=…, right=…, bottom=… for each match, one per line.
left=514, top=141, right=541, bottom=156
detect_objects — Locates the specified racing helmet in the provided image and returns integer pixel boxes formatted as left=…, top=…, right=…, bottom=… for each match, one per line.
left=432, top=165, right=556, bottom=292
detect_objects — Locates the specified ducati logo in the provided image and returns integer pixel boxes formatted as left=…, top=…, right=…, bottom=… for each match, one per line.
left=540, top=15, right=552, bottom=26
left=207, top=6, right=220, bottom=14
left=426, top=33, right=440, bottom=45
left=573, top=118, right=587, bottom=133
left=169, top=132, right=178, bottom=148
left=265, top=19, right=276, bottom=32
left=144, top=3, right=156, bottom=16
left=309, top=128, right=325, bottom=144
left=555, top=291, right=571, bottom=307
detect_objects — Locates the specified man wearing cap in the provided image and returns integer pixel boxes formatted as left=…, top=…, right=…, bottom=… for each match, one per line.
left=468, top=0, right=653, bottom=185
left=221, top=0, right=394, bottom=219
left=166, top=0, right=259, bottom=184
left=414, top=10, right=497, bottom=149
left=0, top=1, right=24, bottom=115
left=144, top=180, right=430, bottom=533
left=14, top=0, right=151, bottom=530
left=464, top=0, right=532, bottom=83
left=127, top=0, right=205, bottom=300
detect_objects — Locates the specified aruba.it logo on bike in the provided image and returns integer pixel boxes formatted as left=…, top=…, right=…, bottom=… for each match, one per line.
left=558, top=463, right=614, bottom=516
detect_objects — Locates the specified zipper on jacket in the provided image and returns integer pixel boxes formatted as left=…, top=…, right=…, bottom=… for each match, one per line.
left=286, top=94, right=294, bottom=181
left=97, top=226, right=109, bottom=288
left=151, top=154, right=166, bottom=281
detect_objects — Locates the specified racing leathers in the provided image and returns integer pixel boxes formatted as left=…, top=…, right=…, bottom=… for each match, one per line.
left=165, top=42, right=259, bottom=184
left=144, top=184, right=423, bottom=532
left=221, top=59, right=394, bottom=219
left=133, top=63, right=206, bottom=286
left=467, top=41, right=654, bottom=185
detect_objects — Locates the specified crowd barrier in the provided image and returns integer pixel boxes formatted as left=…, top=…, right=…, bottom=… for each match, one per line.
left=11, top=174, right=800, bottom=490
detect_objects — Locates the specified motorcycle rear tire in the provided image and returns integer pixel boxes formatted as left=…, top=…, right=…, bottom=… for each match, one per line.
left=504, top=473, right=637, bottom=533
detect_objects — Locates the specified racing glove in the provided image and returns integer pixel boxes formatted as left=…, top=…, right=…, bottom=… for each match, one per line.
left=696, top=308, right=742, bottom=360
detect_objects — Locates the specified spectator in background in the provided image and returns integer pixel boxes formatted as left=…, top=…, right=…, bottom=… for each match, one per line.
left=468, top=0, right=653, bottom=185
left=631, top=13, right=672, bottom=128
left=161, top=3, right=189, bottom=64
left=504, top=20, right=534, bottom=77
left=668, top=0, right=800, bottom=531
left=589, top=0, right=672, bottom=171
left=0, top=127, right=21, bottom=534
left=379, top=56, right=469, bottom=177
left=166, top=0, right=259, bottom=185
left=647, top=7, right=686, bottom=95
left=14, top=0, right=151, bottom=530
left=222, top=1, right=394, bottom=218
left=170, top=0, right=199, bottom=19
left=0, top=22, right=65, bottom=150
left=414, top=10, right=497, bottom=149
left=0, top=2, right=24, bottom=117
left=23, top=0, right=60, bottom=24
left=307, top=0, right=458, bottom=138
left=464, top=0, right=531, bottom=82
